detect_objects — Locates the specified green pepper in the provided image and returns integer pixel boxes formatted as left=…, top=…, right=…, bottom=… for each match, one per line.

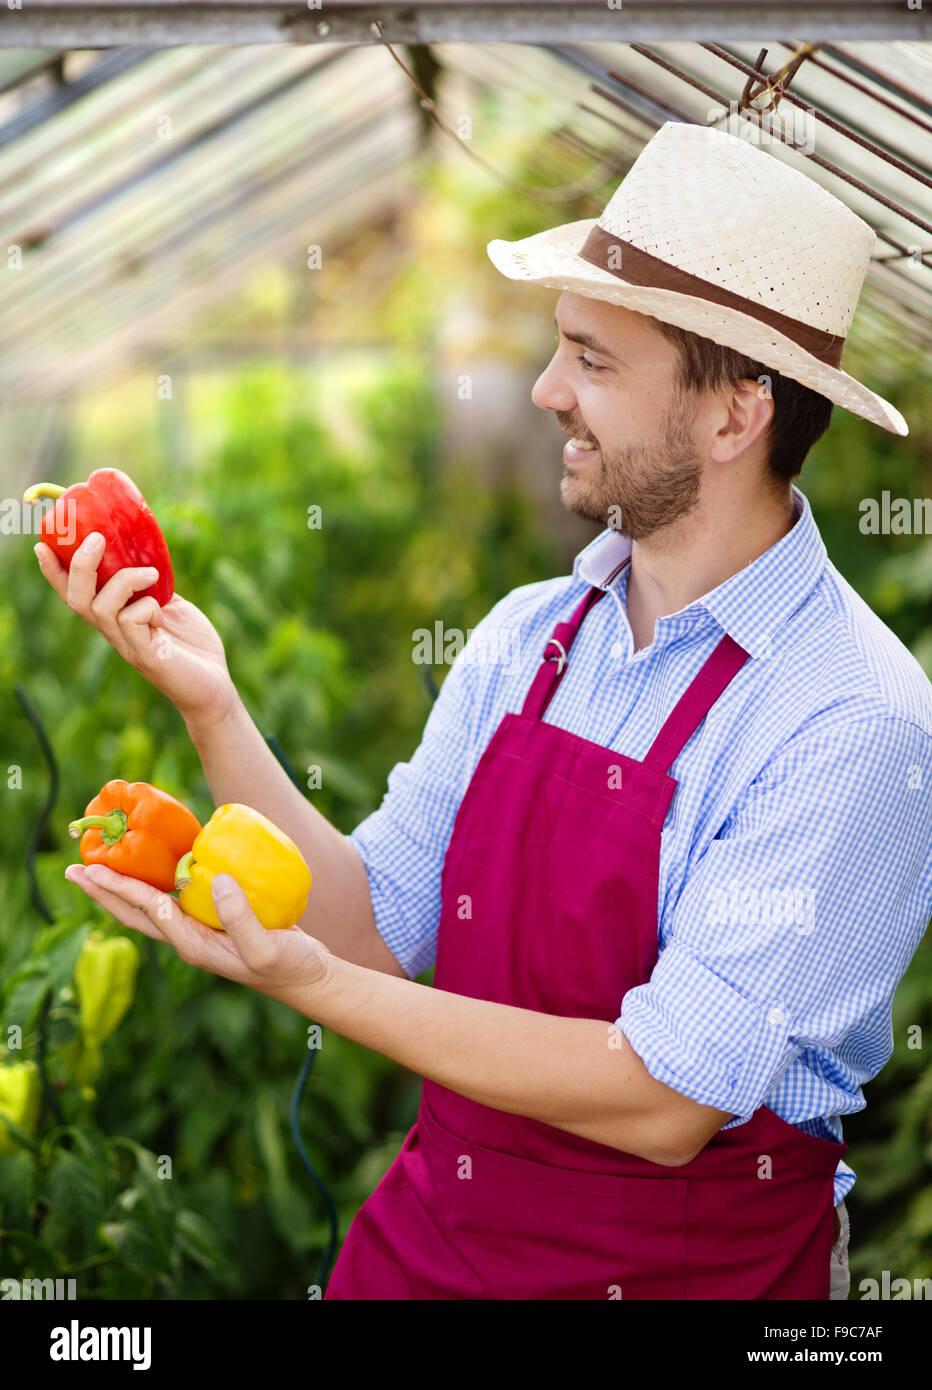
left=74, top=931, right=140, bottom=1045
left=0, top=1060, right=41, bottom=1155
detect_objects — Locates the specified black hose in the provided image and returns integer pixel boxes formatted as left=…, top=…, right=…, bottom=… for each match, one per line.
left=12, top=683, right=65, bottom=1125
left=264, top=730, right=340, bottom=1293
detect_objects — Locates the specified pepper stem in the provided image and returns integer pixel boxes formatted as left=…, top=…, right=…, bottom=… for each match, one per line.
left=68, top=808, right=128, bottom=844
left=175, top=851, right=195, bottom=890
left=23, top=482, right=66, bottom=504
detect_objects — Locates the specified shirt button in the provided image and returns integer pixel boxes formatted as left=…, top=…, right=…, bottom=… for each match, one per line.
left=767, top=1006, right=786, bottom=1027
left=610, top=641, right=625, bottom=658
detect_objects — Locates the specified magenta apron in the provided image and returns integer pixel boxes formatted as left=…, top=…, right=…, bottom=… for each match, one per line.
left=325, top=582, right=845, bottom=1300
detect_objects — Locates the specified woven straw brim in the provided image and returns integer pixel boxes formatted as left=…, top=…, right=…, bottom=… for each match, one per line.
left=487, top=220, right=908, bottom=437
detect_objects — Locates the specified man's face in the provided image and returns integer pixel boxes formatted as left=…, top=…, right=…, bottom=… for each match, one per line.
left=531, top=292, right=702, bottom=539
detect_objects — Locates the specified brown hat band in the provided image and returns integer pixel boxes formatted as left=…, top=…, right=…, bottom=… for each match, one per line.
left=577, top=224, right=845, bottom=369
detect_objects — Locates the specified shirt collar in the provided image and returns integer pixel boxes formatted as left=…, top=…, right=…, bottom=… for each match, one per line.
left=571, top=485, right=828, bottom=659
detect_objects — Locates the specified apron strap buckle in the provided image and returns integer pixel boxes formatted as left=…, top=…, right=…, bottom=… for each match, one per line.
left=544, top=638, right=568, bottom=675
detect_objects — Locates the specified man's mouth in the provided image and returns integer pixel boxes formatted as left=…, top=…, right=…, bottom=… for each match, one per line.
left=563, top=435, right=600, bottom=463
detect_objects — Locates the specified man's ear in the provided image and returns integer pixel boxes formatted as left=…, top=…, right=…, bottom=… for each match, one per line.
left=708, top=377, right=774, bottom=463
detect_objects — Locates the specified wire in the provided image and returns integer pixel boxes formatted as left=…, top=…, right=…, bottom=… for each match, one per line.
left=290, top=1046, right=339, bottom=1291
left=738, top=43, right=819, bottom=116
left=264, top=730, right=307, bottom=793
left=421, top=666, right=439, bottom=705
left=264, top=731, right=340, bottom=1293
left=367, top=19, right=623, bottom=204
left=13, top=683, right=58, bottom=925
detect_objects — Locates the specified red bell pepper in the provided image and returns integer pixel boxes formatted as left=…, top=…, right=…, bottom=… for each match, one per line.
left=24, top=467, right=173, bottom=606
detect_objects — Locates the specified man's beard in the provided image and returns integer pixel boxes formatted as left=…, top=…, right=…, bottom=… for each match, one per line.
left=559, top=395, right=702, bottom=540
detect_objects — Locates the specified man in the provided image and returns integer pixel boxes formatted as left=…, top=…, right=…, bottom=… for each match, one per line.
left=53, top=123, right=930, bottom=1300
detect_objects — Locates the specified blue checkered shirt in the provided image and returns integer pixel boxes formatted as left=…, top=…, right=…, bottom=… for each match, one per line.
left=347, top=485, right=932, bottom=1203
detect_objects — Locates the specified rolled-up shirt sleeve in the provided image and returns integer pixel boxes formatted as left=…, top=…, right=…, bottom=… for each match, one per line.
left=346, top=608, right=506, bottom=979
left=618, top=714, right=932, bottom=1125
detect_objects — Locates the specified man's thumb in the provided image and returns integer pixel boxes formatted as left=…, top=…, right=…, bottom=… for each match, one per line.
left=210, top=873, right=253, bottom=927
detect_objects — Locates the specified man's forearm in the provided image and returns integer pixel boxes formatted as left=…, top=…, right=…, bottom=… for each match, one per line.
left=285, top=957, right=699, bottom=1166
left=183, top=693, right=406, bottom=976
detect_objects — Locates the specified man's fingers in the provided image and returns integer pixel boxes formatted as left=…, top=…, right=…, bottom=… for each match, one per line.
left=90, top=566, right=161, bottom=630
left=35, top=535, right=159, bottom=645
left=65, top=865, right=169, bottom=942
left=118, top=594, right=164, bottom=625
left=34, top=542, right=69, bottom=601
left=69, top=866, right=246, bottom=978
left=80, top=863, right=242, bottom=965
left=64, top=532, right=107, bottom=616
left=116, top=595, right=165, bottom=651
left=82, top=863, right=185, bottom=935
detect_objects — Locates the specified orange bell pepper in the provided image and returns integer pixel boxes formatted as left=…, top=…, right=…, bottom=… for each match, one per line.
left=69, top=779, right=201, bottom=893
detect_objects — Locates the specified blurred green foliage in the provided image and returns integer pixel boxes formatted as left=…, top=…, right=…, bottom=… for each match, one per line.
left=0, top=354, right=560, bottom=1298
left=0, top=114, right=929, bottom=1297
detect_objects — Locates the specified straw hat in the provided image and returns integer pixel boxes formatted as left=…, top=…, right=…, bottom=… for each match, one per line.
left=487, top=121, right=907, bottom=436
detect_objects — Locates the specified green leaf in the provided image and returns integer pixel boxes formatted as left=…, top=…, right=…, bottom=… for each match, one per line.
left=175, top=1209, right=225, bottom=1271
left=30, top=917, right=91, bottom=990
left=99, top=1221, right=166, bottom=1278
left=0, top=1113, right=39, bottom=1158
left=0, top=1230, right=60, bottom=1278
left=199, top=991, right=255, bottom=1059
left=176, top=1087, right=238, bottom=1167
left=907, top=1186, right=932, bottom=1240
left=2, top=965, right=50, bottom=1033
left=254, top=1090, right=316, bottom=1247
left=47, top=1150, right=104, bottom=1249
left=0, top=1152, right=35, bottom=1229
left=211, top=556, right=275, bottom=636
left=110, top=1139, right=173, bottom=1220
left=158, top=949, right=204, bottom=1004
left=255, top=1092, right=289, bottom=1199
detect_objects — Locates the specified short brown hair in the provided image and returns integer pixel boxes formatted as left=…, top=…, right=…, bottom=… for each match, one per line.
left=650, top=318, right=834, bottom=486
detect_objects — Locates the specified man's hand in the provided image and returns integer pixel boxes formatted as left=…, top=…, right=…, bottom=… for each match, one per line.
left=64, top=862, right=331, bottom=1009
left=61, top=866, right=732, bottom=1165
left=35, top=532, right=239, bottom=731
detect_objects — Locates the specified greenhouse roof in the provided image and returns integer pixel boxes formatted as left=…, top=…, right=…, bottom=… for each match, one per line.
left=0, top=25, right=930, bottom=409
left=2, top=3, right=930, bottom=46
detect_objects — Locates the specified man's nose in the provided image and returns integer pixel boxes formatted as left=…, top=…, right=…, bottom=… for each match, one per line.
left=531, top=356, right=576, bottom=414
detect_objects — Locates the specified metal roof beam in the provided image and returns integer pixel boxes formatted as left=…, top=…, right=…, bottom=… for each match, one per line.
left=21, top=45, right=349, bottom=241
left=1, top=3, right=929, bottom=48
left=823, top=42, right=932, bottom=116
left=2, top=66, right=404, bottom=346
left=0, top=47, right=152, bottom=149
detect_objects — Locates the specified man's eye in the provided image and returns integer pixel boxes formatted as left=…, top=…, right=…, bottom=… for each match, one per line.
left=577, top=354, right=603, bottom=372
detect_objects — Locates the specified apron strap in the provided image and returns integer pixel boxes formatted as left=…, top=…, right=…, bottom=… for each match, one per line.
left=522, top=585, right=608, bottom=721
left=643, top=631, right=751, bottom=775
left=522, top=566, right=750, bottom=756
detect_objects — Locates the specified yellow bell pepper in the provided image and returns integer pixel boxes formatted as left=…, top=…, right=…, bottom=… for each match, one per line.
left=174, top=803, right=312, bottom=931
left=74, top=931, right=141, bottom=1045
left=67, top=932, right=141, bottom=1090
left=0, top=1060, right=41, bottom=1155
